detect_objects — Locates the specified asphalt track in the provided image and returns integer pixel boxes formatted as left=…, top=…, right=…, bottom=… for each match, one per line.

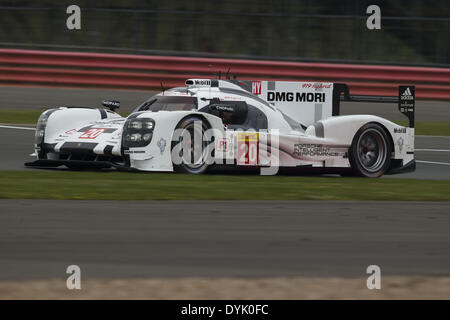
left=0, top=127, right=449, bottom=180
left=0, top=200, right=449, bottom=280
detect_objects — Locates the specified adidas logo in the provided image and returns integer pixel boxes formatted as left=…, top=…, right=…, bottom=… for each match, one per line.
left=401, top=87, right=413, bottom=100
left=402, top=87, right=412, bottom=96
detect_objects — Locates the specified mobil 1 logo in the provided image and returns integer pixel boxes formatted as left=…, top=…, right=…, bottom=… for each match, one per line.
left=398, top=86, right=415, bottom=127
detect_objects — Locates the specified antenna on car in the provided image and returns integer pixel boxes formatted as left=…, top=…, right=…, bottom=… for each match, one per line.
left=208, top=64, right=217, bottom=79
left=226, top=67, right=231, bottom=80
left=160, top=81, right=165, bottom=96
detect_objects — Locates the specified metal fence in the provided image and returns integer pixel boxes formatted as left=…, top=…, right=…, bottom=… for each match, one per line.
left=0, top=0, right=449, bottom=66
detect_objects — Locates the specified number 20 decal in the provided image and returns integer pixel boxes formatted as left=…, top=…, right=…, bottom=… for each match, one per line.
left=79, top=128, right=105, bottom=139
left=237, top=133, right=259, bottom=166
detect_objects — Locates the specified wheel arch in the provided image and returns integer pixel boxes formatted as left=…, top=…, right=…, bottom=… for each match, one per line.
left=174, top=113, right=213, bottom=131
left=348, top=121, right=393, bottom=177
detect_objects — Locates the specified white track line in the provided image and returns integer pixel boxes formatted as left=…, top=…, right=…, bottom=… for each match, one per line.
left=417, top=160, right=450, bottom=166
left=0, top=125, right=35, bottom=130
left=417, top=135, right=450, bottom=139
left=415, top=149, right=450, bottom=152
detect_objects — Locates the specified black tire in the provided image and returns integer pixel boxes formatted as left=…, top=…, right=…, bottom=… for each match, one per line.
left=348, top=123, right=392, bottom=178
left=171, top=116, right=211, bottom=174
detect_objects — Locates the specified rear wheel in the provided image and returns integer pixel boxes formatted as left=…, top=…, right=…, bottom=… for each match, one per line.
left=348, top=123, right=391, bottom=178
left=171, top=116, right=211, bottom=174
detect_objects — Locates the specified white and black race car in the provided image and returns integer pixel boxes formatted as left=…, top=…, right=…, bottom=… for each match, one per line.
left=26, top=79, right=416, bottom=177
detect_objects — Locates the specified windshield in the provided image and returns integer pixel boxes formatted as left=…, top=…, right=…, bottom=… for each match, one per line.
left=134, top=96, right=197, bottom=113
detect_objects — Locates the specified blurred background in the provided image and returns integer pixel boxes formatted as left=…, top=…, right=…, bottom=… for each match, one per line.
left=0, top=0, right=449, bottom=66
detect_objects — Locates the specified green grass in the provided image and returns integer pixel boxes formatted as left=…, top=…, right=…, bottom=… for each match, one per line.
left=0, top=109, right=130, bottom=125
left=393, top=121, right=450, bottom=136
left=0, top=109, right=43, bottom=124
left=0, top=171, right=449, bottom=201
left=1, top=109, right=449, bottom=136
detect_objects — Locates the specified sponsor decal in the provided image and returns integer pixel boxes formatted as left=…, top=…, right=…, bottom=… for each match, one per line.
left=301, top=83, right=332, bottom=89
left=102, top=100, right=120, bottom=108
left=217, top=138, right=231, bottom=152
left=157, top=138, right=167, bottom=155
left=213, top=105, right=234, bottom=112
left=65, top=129, right=77, bottom=135
left=222, top=95, right=243, bottom=101
left=397, top=137, right=404, bottom=153
left=194, top=79, right=211, bottom=86
left=267, top=91, right=325, bottom=103
left=252, top=81, right=262, bottom=95
left=394, top=127, right=407, bottom=133
left=237, top=132, right=259, bottom=165
left=293, top=144, right=339, bottom=157
left=79, top=128, right=106, bottom=139
left=399, top=86, right=415, bottom=113
left=401, top=87, right=413, bottom=101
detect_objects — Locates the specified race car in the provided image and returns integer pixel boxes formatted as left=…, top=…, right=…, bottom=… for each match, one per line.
left=26, top=78, right=416, bottom=177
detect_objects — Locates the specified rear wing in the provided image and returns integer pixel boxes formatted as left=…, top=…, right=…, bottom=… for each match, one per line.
left=247, top=80, right=414, bottom=128
left=333, top=83, right=415, bottom=128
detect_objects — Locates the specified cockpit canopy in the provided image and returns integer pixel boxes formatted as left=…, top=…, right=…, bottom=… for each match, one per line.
left=132, top=92, right=268, bottom=130
left=134, top=96, right=197, bottom=113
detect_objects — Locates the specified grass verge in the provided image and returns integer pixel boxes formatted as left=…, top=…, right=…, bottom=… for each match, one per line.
left=393, top=121, right=450, bottom=136
left=0, top=171, right=449, bottom=200
left=1, top=109, right=448, bottom=136
left=0, top=109, right=43, bottom=124
left=0, top=109, right=129, bottom=125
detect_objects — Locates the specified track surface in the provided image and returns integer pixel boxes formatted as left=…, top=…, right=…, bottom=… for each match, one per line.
left=0, top=85, right=449, bottom=120
left=1, top=200, right=449, bottom=280
left=1, top=127, right=449, bottom=180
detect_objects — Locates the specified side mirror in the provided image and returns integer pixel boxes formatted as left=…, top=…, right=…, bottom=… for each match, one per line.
left=102, top=100, right=120, bottom=112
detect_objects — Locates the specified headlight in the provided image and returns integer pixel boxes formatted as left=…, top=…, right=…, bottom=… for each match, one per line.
left=128, top=133, right=142, bottom=142
left=142, top=133, right=152, bottom=142
left=129, top=121, right=143, bottom=130
left=35, top=112, right=49, bottom=145
left=144, top=122, right=154, bottom=130
left=122, top=118, right=155, bottom=148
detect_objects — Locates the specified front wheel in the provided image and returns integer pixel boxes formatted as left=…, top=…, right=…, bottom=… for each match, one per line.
left=171, top=116, right=211, bottom=174
left=348, top=123, right=392, bottom=178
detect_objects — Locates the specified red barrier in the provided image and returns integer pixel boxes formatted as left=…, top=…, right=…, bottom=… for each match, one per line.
left=0, top=48, right=449, bottom=99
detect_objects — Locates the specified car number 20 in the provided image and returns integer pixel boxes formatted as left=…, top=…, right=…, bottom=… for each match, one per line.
left=79, top=128, right=106, bottom=139
left=237, top=133, right=259, bottom=166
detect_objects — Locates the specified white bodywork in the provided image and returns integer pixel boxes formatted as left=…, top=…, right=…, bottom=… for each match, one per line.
left=33, top=79, right=415, bottom=174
